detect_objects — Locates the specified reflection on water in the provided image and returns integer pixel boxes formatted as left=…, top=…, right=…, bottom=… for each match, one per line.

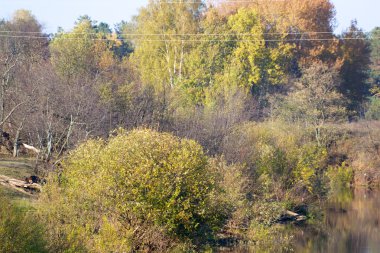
left=221, top=188, right=380, bottom=253
left=292, top=188, right=380, bottom=253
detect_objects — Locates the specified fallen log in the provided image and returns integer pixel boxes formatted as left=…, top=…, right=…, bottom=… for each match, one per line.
left=277, top=210, right=307, bottom=224
left=286, top=210, right=299, bottom=217
left=0, top=174, right=41, bottom=194
left=22, top=143, right=40, bottom=154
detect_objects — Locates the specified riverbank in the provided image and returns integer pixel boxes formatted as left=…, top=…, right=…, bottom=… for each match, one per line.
left=0, top=121, right=379, bottom=252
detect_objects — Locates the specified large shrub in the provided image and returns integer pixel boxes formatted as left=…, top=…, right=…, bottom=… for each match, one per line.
left=39, top=129, right=235, bottom=252
left=0, top=192, right=47, bottom=253
left=221, top=121, right=329, bottom=248
left=222, top=121, right=328, bottom=200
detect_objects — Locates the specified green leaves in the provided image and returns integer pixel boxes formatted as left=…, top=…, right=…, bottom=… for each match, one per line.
left=103, top=130, right=212, bottom=236
left=50, top=20, right=98, bottom=80
left=132, top=1, right=201, bottom=93
left=50, top=18, right=121, bottom=83
left=223, top=121, right=328, bottom=198
left=227, top=8, right=293, bottom=89
left=39, top=129, right=234, bottom=251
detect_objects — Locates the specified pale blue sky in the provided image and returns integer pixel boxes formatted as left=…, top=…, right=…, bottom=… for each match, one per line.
left=0, top=0, right=379, bottom=33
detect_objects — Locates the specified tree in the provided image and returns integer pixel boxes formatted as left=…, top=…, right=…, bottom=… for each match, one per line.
left=38, top=63, right=109, bottom=161
left=226, top=8, right=293, bottom=90
left=202, top=7, right=293, bottom=117
left=114, top=21, right=135, bottom=59
left=132, top=0, right=204, bottom=93
left=50, top=16, right=124, bottom=83
left=48, top=17, right=132, bottom=160
left=50, top=18, right=102, bottom=82
left=173, top=7, right=293, bottom=109
left=337, top=21, right=371, bottom=112
left=369, top=27, right=380, bottom=94
left=275, top=63, right=347, bottom=145
left=170, top=8, right=234, bottom=106
left=214, top=0, right=338, bottom=66
left=0, top=10, right=47, bottom=148
left=280, top=0, right=337, bottom=65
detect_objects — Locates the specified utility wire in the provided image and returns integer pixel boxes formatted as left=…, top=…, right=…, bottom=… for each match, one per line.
left=0, top=34, right=377, bottom=42
left=162, top=0, right=287, bottom=3
left=0, top=30, right=372, bottom=36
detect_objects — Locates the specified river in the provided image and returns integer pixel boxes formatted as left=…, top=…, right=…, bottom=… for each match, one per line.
left=222, top=188, right=380, bottom=253
left=291, top=188, right=380, bottom=253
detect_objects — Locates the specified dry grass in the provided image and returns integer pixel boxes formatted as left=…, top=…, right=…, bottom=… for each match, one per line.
left=0, top=160, right=35, bottom=179
left=0, top=158, right=36, bottom=201
left=331, top=121, right=380, bottom=186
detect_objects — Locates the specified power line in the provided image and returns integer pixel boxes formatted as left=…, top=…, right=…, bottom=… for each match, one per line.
left=0, top=30, right=372, bottom=36
left=0, top=34, right=377, bottom=42
left=162, top=0, right=287, bottom=3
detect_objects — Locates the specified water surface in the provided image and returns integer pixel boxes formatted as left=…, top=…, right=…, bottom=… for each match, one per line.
left=222, top=188, right=380, bottom=253
left=292, top=188, right=380, bottom=253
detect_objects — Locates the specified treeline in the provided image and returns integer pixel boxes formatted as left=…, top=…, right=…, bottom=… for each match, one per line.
left=0, top=0, right=380, bottom=252
left=0, top=1, right=379, bottom=159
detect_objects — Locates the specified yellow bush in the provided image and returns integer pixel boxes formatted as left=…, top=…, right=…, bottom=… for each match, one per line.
left=39, top=129, right=239, bottom=252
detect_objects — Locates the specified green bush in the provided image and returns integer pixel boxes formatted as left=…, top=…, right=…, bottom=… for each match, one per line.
left=246, top=221, right=293, bottom=253
left=326, top=162, right=354, bottom=189
left=222, top=121, right=328, bottom=199
left=220, top=121, right=330, bottom=248
left=366, top=96, right=380, bottom=120
left=0, top=192, right=47, bottom=253
left=39, top=129, right=235, bottom=252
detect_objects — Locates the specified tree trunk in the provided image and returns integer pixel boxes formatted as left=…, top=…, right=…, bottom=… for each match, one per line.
left=13, top=121, right=24, bottom=157
left=13, top=129, right=20, bottom=157
left=46, top=124, right=53, bottom=162
left=315, top=127, right=321, bottom=147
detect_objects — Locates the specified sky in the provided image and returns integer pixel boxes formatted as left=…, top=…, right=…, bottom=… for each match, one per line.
left=0, top=0, right=379, bottom=34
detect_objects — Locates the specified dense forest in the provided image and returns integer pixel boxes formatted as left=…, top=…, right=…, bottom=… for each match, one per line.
left=0, top=0, right=380, bottom=252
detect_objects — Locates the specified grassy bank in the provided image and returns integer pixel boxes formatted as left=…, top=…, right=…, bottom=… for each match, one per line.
left=0, top=120, right=379, bottom=252
left=0, top=159, right=36, bottom=201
